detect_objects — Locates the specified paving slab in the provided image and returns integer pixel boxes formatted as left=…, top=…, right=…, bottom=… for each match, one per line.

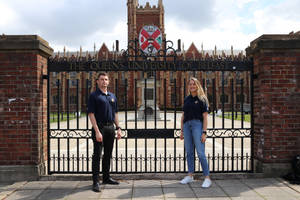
left=189, top=180, right=218, bottom=188
left=163, top=198, right=198, bottom=200
left=235, top=189, right=263, bottom=197
left=0, top=182, right=27, bottom=191
left=100, top=188, right=132, bottom=199
left=241, top=178, right=276, bottom=187
left=253, top=186, right=289, bottom=195
left=66, top=188, right=102, bottom=200
left=221, top=185, right=254, bottom=197
left=0, top=182, right=27, bottom=200
left=133, top=180, right=161, bottom=188
left=133, top=197, right=163, bottom=200
left=279, top=186, right=300, bottom=198
left=0, top=183, right=13, bottom=191
left=1, top=178, right=299, bottom=200
left=163, top=187, right=196, bottom=198
left=231, top=197, right=265, bottom=200
left=75, top=181, right=105, bottom=191
left=192, top=198, right=231, bottom=200
left=133, top=188, right=163, bottom=199
left=262, top=195, right=299, bottom=200
left=35, top=189, right=73, bottom=200
left=193, top=186, right=228, bottom=198
left=286, top=182, right=300, bottom=193
left=5, top=189, right=44, bottom=200
left=251, top=186, right=299, bottom=200
left=47, top=180, right=79, bottom=190
left=215, top=179, right=244, bottom=187
left=103, top=180, right=133, bottom=189
left=161, top=180, right=190, bottom=188
left=21, top=181, right=54, bottom=190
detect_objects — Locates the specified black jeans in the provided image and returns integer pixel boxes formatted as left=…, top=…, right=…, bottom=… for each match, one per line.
left=92, top=124, right=115, bottom=184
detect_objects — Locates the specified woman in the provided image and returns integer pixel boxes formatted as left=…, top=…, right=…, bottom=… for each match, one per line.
left=180, top=77, right=212, bottom=188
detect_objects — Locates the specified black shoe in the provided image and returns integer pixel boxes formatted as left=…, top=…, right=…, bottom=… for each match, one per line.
left=92, top=182, right=101, bottom=192
left=103, top=177, right=119, bottom=185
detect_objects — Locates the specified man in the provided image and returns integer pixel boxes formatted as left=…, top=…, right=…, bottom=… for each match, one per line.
left=87, top=72, right=122, bottom=192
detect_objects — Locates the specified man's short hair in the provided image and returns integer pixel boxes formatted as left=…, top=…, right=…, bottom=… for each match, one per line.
left=97, top=72, right=109, bottom=80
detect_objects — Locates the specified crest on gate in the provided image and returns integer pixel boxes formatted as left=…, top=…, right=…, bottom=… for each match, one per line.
left=139, top=25, right=162, bottom=55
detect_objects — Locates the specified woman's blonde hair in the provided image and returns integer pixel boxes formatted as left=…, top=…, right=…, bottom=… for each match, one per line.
left=188, top=77, right=209, bottom=106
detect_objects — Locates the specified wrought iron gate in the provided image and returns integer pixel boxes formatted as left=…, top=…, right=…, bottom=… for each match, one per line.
left=47, top=39, right=253, bottom=174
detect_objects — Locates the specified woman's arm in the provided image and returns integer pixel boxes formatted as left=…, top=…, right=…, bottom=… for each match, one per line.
left=180, top=113, right=184, bottom=140
left=201, top=112, right=208, bottom=143
left=202, top=112, right=208, bottom=131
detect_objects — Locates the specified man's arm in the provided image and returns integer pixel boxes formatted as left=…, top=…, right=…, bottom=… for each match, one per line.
left=88, top=113, right=102, bottom=142
left=114, top=113, right=121, bottom=139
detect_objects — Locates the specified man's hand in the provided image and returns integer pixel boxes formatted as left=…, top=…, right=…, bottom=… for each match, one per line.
left=116, top=129, right=121, bottom=140
left=180, top=130, right=184, bottom=140
left=96, top=131, right=103, bottom=142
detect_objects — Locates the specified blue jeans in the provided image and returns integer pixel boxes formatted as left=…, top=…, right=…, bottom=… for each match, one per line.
left=183, top=119, right=210, bottom=176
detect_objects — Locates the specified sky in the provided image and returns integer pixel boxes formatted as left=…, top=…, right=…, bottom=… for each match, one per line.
left=0, top=0, right=299, bottom=53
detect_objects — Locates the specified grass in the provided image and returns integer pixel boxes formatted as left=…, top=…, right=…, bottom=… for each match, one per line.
left=219, top=112, right=251, bottom=123
left=50, top=112, right=86, bottom=123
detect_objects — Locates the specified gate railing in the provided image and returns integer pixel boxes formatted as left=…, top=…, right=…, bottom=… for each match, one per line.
left=47, top=39, right=253, bottom=174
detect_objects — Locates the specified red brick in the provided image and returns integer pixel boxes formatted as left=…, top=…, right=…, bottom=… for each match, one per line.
left=252, top=38, right=300, bottom=164
left=0, top=41, right=50, bottom=165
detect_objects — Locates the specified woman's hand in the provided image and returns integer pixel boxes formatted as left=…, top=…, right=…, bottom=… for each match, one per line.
left=201, top=133, right=206, bottom=143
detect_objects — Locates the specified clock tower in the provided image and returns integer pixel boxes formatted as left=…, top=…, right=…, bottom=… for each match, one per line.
left=127, top=0, right=165, bottom=44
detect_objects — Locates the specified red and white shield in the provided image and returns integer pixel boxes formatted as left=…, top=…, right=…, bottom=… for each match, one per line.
left=139, top=25, right=162, bottom=54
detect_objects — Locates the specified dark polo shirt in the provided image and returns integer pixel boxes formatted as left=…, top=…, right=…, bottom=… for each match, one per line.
left=183, top=95, right=208, bottom=123
left=87, top=88, right=118, bottom=124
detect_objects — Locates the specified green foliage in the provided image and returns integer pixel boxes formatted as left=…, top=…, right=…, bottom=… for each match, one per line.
left=221, top=112, right=251, bottom=123
left=50, top=112, right=86, bottom=123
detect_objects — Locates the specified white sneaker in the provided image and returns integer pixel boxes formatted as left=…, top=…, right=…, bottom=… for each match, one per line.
left=180, top=176, right=194, bottom=184
left=202, top=178, right=212, bottom=188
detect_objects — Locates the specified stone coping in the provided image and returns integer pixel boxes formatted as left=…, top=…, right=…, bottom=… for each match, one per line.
left=246, top=33, right=300, bottom=55
left=0, top=34, right=53, bottom=57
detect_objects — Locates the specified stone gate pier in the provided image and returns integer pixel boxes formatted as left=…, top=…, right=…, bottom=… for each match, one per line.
left=0, top=35, right=53, bottom=181
left=247, top=32, right=300, bottom=176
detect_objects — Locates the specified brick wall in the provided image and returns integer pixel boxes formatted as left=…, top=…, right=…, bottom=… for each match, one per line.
left=247, top=34, right=300, bottom=175
left=0, top=35, right=53, bottom=181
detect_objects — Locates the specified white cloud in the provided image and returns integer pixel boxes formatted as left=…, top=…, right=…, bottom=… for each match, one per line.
left=166, top=19, right=256, bottom=51
left=165, top=0, right=257, bottom=50
left=1, top=0, right=299, bottom=52
left=166, top=0, right=300, bottom=51
left=0, top=2, right=18, bottom=27
left=254, top=0, right=300, bottom=34
left=52, top=20, right=128, bottom=52
left=235, top=0, right=258, bottom=8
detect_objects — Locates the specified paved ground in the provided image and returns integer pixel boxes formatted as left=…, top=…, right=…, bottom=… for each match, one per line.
left=1, top=178, right=299, bottom=200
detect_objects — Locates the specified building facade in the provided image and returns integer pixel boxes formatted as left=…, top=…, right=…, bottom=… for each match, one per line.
left=49, top=0, right=250, bottom=115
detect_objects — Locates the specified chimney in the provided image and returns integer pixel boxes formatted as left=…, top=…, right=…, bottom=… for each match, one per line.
left=116, top=40, right=119, bottom=52
left=177, top=39, right=181, bottom=51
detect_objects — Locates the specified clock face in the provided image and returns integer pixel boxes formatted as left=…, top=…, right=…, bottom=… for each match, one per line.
left=139, top=25, right=162, bottom=54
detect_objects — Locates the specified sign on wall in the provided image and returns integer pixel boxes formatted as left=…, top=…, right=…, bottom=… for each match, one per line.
left=139, top=25, right=162, bottom=54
